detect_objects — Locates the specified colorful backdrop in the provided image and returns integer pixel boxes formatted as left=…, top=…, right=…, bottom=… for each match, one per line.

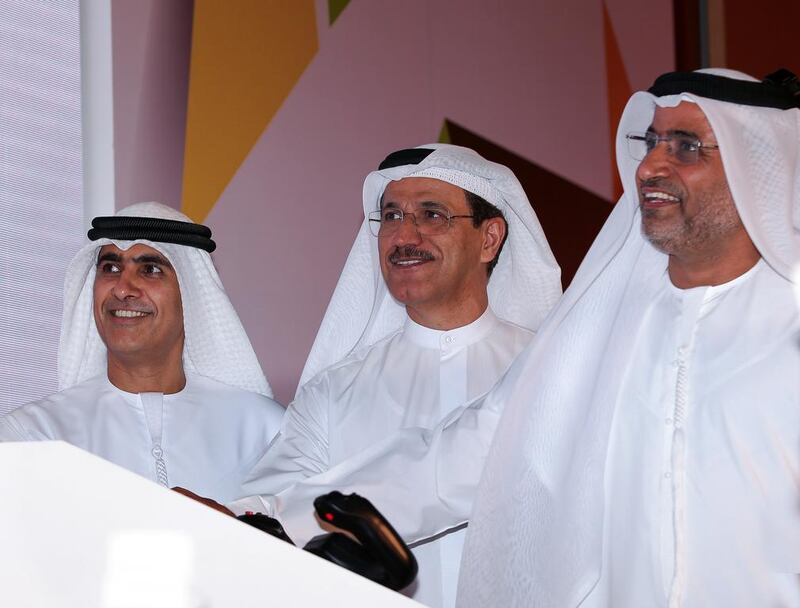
left=108, top=0, right=797, bottom=403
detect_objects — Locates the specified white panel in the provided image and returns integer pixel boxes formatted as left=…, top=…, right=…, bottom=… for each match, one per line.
left=0, top=442, right=420, bottom=607
left=0, top=0, right=84, bottom=414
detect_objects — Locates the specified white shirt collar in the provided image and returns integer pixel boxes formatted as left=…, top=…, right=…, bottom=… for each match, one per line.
left=402, top=306, right=499, bottom=350
left=104, top=372, right=193, bottom=406
left=702, top=257, right=764, bottom=298
left=666, top=258, right=765, bottom=309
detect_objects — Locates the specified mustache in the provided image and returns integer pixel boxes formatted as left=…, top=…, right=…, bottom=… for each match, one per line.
left=638, top=177, right=682, bottom=198
left=388, top=245, right=435, bottom=263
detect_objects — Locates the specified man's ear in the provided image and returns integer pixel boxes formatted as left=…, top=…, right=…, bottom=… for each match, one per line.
left=480, top=217, right=506, bottom=264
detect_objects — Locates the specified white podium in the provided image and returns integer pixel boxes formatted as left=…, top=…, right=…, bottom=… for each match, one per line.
left=0, top=441, right=420, bottom=607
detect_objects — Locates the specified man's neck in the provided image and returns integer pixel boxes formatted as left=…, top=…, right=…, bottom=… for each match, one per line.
left=668, top=239, right=761, bottom=289
left=106, top=355, right=186, bottom=394
left=406, top=296, right=489, bottom=331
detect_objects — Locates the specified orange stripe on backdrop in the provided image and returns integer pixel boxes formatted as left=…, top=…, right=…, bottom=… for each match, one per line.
left=603, top=1, right=632, bottom=202
left=181, top=1, right=318, bottom=221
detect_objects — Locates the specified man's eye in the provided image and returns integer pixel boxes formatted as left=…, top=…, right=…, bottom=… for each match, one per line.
left=422, top=209, right=445, bottom=221
left=99, top=262, right=120, bottom=273
left=644, top=135, right=658, bottom=151
left=142, top=264, right=163, bottom=275
left=383, top=210, right=402, bottom=222
left=677, top=137, right=699, bottom=153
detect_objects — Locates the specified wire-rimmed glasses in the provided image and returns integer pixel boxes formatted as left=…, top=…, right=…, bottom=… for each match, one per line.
left=368, top=208, right=474, bottom=237
left=626, top=132, right=720, bottom=164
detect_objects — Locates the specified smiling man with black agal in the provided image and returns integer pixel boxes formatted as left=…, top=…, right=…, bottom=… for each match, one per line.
left=225, top=144, right=562, bottom=608
left=452, top=68, right=800, bottom=608
left=0, top=201, right=284, bottom=503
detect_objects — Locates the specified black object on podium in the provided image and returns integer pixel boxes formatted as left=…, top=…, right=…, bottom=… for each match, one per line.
left=237, top=491, right=418, bottom=592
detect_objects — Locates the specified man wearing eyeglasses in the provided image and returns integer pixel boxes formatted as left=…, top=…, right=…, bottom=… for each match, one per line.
left=624, top=117, right=754, bottom=283
left=224, top=144, right=562, bottom=607
left=449, top=68, right=800, bottom=607
left=179, top=71, right=798, bottom=607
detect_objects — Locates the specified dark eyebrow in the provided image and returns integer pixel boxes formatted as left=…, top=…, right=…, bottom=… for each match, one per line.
left=132, top=254, right=172, bottom=268
left=645, top=126, right=701, bottom=139
left=97, top=252, right=122, bottom=265
left=380, top=199, right=448, bottom=210
left=95, top=252, right=172, bottom=268
left=668, top=129, right=700, bottom=139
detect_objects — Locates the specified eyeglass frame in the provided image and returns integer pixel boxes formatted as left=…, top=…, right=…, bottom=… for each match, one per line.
left=625, top=131, right=720, bottom=164
left=367, top=207, right=476, bottom=237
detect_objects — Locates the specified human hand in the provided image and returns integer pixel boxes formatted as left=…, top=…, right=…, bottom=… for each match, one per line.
left=172, top=486, right=235, bottom=517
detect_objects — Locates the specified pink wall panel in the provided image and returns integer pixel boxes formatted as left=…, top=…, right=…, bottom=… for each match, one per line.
left=605, top=0, right=674, bottom=90
left=207, top=2, right=441, bottom=404
left=428, top=1, right=610, bottom=196
left=206, top=0, right=674, bottom=403
left=112, top=0, right=193, bottom=210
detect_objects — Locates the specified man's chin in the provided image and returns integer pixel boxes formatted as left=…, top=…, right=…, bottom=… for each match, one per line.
left=641, top=218, right=685, bottom=252
left=386, top=284, right=434, bottom=308
left=105, top=344, right=150, bottom=360
left=101, top=333, right=155, bottom=356
left=384, top=264, right=433, bottom=287
left=643, top=228, right=687, bottom=255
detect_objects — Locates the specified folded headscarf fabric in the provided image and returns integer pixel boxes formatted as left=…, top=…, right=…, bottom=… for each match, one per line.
left=58, top=201, right=272, bottom=397
left=458, top=69, right=799, bottom=607
left=298, top=143, right=562, bottom=390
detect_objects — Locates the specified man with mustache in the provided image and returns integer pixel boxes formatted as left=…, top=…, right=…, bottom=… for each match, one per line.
left=227, top=144, right=562, bottom=607
left=0, top=202, right=284, bottom=503
left=210, top=70, right=798, bottom=607
left=454, top=68, right=800, bottom=607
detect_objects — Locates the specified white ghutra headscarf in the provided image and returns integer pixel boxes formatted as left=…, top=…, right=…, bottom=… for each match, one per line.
left=58, top=201, right=273, bottom=397
left=298, top=143, right=563, bottom=390
left=457, top=69, right=800, bottom=607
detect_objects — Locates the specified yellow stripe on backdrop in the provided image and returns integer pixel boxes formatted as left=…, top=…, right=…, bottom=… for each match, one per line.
left=181, top=1, right=318, bottom=221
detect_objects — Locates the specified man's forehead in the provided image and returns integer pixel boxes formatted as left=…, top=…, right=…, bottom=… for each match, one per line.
left=381, top=177, right=467, bottom=205
left=648, top=101, right=715, bottom=136
left=97, top=243, right=172, bottom=263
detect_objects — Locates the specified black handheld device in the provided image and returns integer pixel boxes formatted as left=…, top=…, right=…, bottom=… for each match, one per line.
left=305, top=491, right=418, bottom=591
left=236, top=511, right=294, bottom=544
left=237, top=491, right=418, bottom=592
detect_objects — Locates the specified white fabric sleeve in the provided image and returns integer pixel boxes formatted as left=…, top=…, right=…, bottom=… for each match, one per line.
left=230, top=380, right=331, bottom=513
left=0, top=415, right=34, bottom=441
left=254, top=397, right=289, bottom=446
left=229, top=390, right=503, bottom=547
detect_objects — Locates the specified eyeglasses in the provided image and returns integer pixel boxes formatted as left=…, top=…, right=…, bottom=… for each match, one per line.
left=626, top=132, right=720, bottom=164
left=368, top=208, right=475, bottom=237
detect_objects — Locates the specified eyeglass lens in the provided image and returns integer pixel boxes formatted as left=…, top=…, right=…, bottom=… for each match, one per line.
left=369, top=209, right=450, bottom=236
left=627, top=133, right=703, bottom=164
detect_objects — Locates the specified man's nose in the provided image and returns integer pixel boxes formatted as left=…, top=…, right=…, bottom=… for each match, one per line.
left=636, top=142, right=673, bottom=182
left=392, top=213, right=423, bottom=244
left=111, top=269, right=142, bottom=300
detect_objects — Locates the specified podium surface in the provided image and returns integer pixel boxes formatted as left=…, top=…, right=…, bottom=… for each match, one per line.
left=0, top=441, right=420, bottom=607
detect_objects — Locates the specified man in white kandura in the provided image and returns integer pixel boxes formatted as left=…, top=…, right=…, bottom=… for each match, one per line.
left=0, top=202, right=284, bottom=503
left=198, top=69, right=798, bottom=607
left=456, top=68, right=800, bottom=607
left=229, top=144, right=561, bottom=607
